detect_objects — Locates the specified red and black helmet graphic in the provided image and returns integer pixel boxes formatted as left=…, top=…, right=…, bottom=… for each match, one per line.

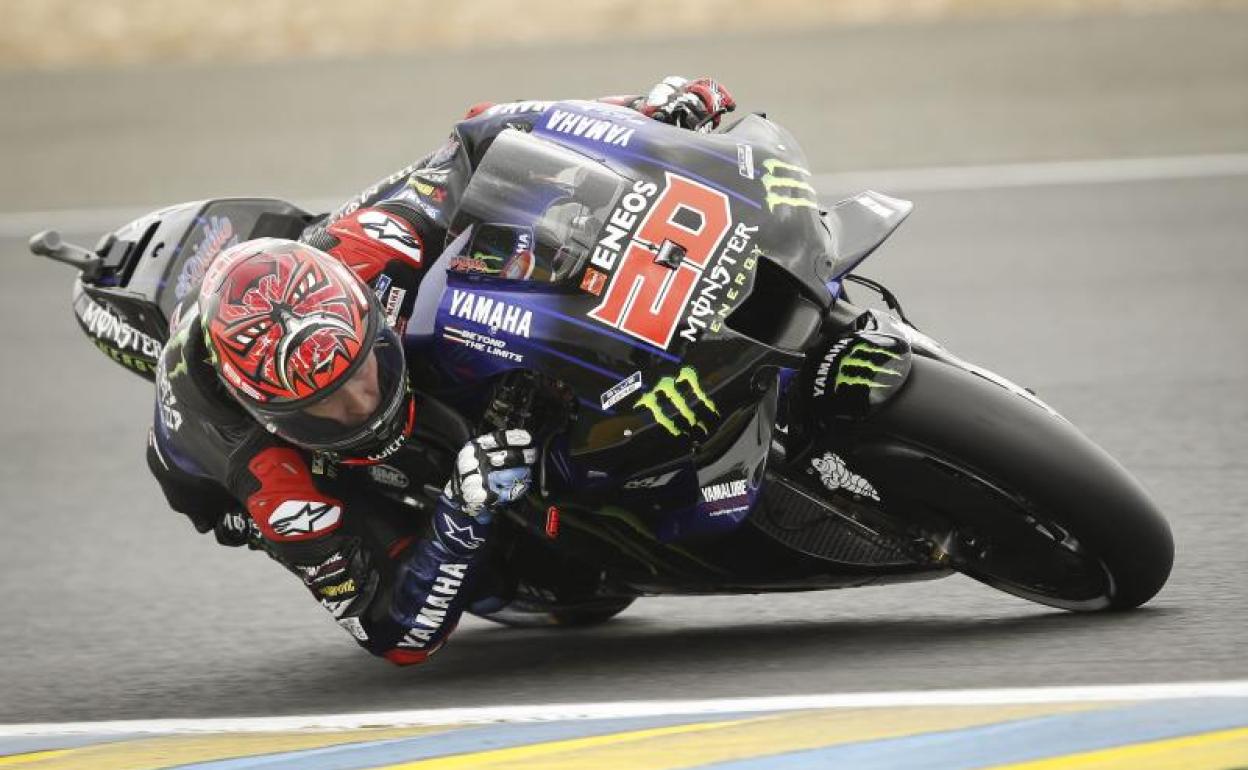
left=199, top=239, right=375, bottom=406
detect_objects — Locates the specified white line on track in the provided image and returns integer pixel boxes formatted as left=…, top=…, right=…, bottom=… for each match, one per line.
left=813, top=152, right=1248, bottom=194
left=3, top=153, right=1247, bottom=240
left=1, top=680, right=1245, bottom=737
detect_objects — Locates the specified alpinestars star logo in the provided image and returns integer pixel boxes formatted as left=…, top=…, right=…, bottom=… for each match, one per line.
left=269, top=501, right=342, bottom=536
left=634, top=367, right=718, bottom=437
left=836, top=342, right=903, bottom=391
left=760, top=159, right=818, bottom=212
left=358, top=210, right=423, bottom=264
left=439, top=512, right=485, bottom=551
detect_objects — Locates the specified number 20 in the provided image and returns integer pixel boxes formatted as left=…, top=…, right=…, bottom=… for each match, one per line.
left=588, top=173, right=731, bottom=349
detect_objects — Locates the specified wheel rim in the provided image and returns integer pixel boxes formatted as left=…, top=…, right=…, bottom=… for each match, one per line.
left=945, top=520, right=1115, bottom=611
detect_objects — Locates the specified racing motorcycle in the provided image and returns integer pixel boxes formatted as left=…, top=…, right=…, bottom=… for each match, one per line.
left=31, top=100, right=1173, bottom=625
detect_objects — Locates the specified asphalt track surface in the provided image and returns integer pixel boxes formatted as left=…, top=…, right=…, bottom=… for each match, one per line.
left=1, top=11, right=1245, bottom=724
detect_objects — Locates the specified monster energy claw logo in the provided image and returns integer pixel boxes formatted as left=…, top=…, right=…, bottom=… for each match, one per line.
left=634, top=367, right=718, bottom=437
left=836, top=343, right=903, bottom=391
left=761, top=159, right=818, bottom=212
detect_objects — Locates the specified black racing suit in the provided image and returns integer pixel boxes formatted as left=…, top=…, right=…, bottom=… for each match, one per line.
left=147, top=95, right=661, bottom=664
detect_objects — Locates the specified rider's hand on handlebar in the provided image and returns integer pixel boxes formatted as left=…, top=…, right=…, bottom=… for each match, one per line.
left=443, top=430, right=537, bottom=520
left=639, top=76, right=736, bottom=132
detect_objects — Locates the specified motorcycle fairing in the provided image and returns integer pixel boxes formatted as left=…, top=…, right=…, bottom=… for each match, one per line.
left=802, top=331, right=914, bottom=423
left=404, top=115, right=827, bottom=554
left=824, top=192, right=913, bottom=281
left=403, top=105, right=939, bottom=587
left=69, top=198, right=312, bottom=381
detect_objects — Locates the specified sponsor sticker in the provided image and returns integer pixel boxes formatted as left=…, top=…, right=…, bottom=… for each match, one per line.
left=544, top=108, right=635, bottom=147
left=447, top=289, right=533, bottom=337
left=357, top=210, right=424, bottom=265
left=500, top=230, right=535, bottom=280
left=318, top=578, right=357, bottom=599
left=366, top=435, right=406, bottom=463
left=156, top=362, right=183, bottom=432
left=367, top=464, right=409, bottom=489
left=634, top=366, right=719, bottom=437
left=441, top=326, right=524, bottom=364
left=267, top=500, right=342, bottom=537
left=449, top=255, right=494, bottom=273
left=439, top=512, right=486, bottom=551
left=483, top=100, right=553, bottom=117
left=589, top=178, right=658, bottom=272
left=374, top=273, right=393, bottom=300
left=398, top=562, right=468, bottom=648
left=622, top=469, right=680, bottom=489
left=760, top=158, right=818, bottom=211
left=600, top=371, right=643, bottom=410
left=579, top=267, right=608, bottom=296
left=737, top=144, right=755, bottom=180
left=810, top=451, right=881, bottom=501
left=701, top=478, right=748, bottom=504
left=383, top=286, right=407, bottom=329
left=587, top=174, right=736, bottom=349
left=699, top=477, right=752, bottom=518
left=76, top=296, right=163, bottom=359
left=679, top=222, right=760, bottom=344
left=176, top=215, right=239, bottom=299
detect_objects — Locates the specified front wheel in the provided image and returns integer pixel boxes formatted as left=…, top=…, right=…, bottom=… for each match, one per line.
left=815, top=356, right=1173, bottom=611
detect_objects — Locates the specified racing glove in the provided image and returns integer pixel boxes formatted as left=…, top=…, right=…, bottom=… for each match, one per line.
left=637, top=76, right=736, bottom=132
left=385, top=431, right=537, bottom=663
left=443, top=429, right=537, bottom=522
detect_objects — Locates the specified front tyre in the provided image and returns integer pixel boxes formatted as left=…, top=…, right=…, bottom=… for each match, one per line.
left=822, top=356, right=1173, bottom=611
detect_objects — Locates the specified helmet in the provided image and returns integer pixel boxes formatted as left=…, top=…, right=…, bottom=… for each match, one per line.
left=199, top=238, right=410, bottom=460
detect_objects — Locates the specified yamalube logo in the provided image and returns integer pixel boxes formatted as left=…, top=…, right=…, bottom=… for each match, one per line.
left=448, top=290, right=533, bottom=337
left=701, top=478, right=748, bottom=504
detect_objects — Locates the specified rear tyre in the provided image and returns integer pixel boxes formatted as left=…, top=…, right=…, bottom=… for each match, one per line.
left=474, top=598, right=635, bottom=628
left=823, top=356, right=1173, bottom=611
left=551, top=598, right=635, bottom=627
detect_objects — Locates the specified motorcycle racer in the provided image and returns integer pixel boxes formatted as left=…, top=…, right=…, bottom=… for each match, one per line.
left=146, top=76, right=736, bottom=665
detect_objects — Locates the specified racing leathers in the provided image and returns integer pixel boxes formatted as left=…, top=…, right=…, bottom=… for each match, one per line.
left=146, top=77, right=736, bottom=665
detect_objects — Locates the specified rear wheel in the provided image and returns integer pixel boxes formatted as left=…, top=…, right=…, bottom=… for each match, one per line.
left=475, top=598, right=635, bottom=628
left=551, top=598, right=636, bottom=626
left=818, top=356, right=1173, bottom=611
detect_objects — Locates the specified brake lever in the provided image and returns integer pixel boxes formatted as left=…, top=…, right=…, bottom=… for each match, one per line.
left=29, top=230, right=104, bottom=280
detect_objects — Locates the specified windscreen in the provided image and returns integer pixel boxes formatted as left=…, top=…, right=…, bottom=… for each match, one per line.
left=447, top=130, right=626, bottom=283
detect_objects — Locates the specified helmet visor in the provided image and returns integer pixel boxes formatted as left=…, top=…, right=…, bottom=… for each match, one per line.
left=246, top=326, right=408, bottom=454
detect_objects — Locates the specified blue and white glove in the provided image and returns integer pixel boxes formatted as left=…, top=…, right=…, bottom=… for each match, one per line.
left=443, top=430, right=537, bottom=521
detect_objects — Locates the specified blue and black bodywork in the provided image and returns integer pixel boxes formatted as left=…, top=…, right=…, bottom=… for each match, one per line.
left=397, top=101, right=936, bottom=593
left=38, top=99, right=1173, bottom=615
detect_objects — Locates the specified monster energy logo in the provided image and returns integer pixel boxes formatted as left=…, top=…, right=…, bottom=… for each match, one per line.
left=836, top=342, right=903, bottom=391
left=761, top=159, right=818, bottom=212
left=634, top=367, right=719, bottom=437
left=471, top=252, right=504, bottom=274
